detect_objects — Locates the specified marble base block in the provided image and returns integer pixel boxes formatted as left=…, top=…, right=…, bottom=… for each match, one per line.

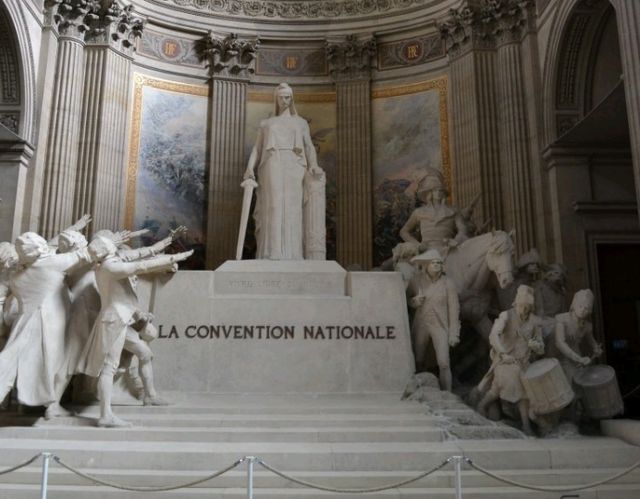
left=137, top=261, right=414, bottom=393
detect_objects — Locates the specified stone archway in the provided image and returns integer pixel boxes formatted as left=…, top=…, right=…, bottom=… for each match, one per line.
left=542, top=0, right=640, bottom=413
left=0, top=0, right=35, bottom=241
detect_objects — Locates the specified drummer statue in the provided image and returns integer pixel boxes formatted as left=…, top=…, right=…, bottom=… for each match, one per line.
left=407, top=249, right=460, bottom=391
left=551, top=289, right=603, bottom=384
left=476, top=285, right=545, bottom=435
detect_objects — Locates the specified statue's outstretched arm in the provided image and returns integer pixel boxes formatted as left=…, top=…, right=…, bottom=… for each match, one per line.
left=49, top=214, right=93, bottom=247
left=104, top=250, right=193, bottom=280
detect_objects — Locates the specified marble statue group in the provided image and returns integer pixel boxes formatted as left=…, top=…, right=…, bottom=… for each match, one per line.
left=0, top=216, right=191, bottom=427
left=0, top=82, right=624, bottom=437
left=392, top=167, right=622, bottom=435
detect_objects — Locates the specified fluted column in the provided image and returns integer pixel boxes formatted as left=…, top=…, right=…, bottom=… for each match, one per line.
left=74, top=4, right=143, bottom=232
left=196, top=33, right=258, bottom=269
left=440, top=5, right=504, bottom=228
left=493, top=1, right=537, bottom=255
left=39, top=0, right=95, bottom=238
left=610, top=0, right=640, bottom=220
left=327, top=35, right=376, bottom=270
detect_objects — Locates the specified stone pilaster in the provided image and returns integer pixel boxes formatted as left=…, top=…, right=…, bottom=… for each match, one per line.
left=39, top=0, right=96, bottom=238
left=492, top=0, right=537, bottom=255
left=327, top=35, right=376, bottom=270
left=440, top=3, right=504, bottom=229
left=196, top=32, right=258, bottom=269
left=609, top=0, right=640, bottom=221
left=74, top=3, right=143, bottom=233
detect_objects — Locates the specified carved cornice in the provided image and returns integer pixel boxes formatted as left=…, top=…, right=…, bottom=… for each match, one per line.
left=438, top=0, right=534, bottom=58
left=151, top=0, right=430, bottom=20
left=85, top=3, right=145, bottom=52
left=326, top=35, right=376, bottom=82
left=195, top=32, right=259, bottom=79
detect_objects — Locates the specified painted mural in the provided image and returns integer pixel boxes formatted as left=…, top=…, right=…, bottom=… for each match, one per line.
left=244, top=90, right=338, bottom=260
left=126, top=75, right=208, bottom=269
left=372, top=78, right=450, bottom=266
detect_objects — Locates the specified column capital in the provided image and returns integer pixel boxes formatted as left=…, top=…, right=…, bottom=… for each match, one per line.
left=45, top=0, right=95, bottom=40
left=195, top=32, right=259, bottom=80
left=438, top=0, right=535, bottom=57
left=326, top=35, right=377, bottom=82
left=488, top=0, right=535, bottom=46
left=85, top=3, right=145, bottom=53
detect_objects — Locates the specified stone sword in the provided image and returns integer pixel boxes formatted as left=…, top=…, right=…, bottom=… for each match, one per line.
left=236, top=178, right=258, bottom=260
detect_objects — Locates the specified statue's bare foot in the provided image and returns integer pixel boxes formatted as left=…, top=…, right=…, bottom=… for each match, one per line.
left=143, top=395, right=170, bottom=406
left=97, top=415, right=133, bottom=428
left=44, top=402, right=72, bottom=420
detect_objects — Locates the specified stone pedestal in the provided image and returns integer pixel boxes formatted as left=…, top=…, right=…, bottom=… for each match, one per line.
left=137, top=261, right=414, bottom=393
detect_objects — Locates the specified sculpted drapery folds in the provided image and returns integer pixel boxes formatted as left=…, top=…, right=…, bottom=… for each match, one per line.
left=243, top=83, right=326, bottom=260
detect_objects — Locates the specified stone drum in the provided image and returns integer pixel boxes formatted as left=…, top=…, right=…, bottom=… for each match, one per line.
left=573, top=365, right=624, bottom=420
left=521, top=358, right=574, bottom=415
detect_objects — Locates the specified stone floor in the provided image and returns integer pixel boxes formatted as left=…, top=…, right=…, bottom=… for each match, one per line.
left=0, top=391, right=638, bottom=498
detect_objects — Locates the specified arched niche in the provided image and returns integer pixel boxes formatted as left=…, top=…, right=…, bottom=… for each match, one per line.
left=0, top=0, right=35, bottom=241
left=542, top=0, right=640, bottom=411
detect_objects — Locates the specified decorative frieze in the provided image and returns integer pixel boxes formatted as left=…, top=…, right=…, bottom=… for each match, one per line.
left=195, top=32, right=259, bottom=79
left=377, top=34, right=444, bottom=70
left=256, top=48, right=327, bottom=77
left=151, top=0, right=430, bottom=19
left=138, top=30, right=201, bottom=66
left=326, top=35, right=376, bottom=81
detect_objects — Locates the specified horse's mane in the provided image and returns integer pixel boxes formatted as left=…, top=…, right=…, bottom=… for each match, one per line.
left=488, top=230, right=514, bottom=257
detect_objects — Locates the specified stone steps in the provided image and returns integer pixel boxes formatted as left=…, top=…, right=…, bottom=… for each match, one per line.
left=0, top=393, right=638, bottom=498
left=0, top=425, right=445, bottom=443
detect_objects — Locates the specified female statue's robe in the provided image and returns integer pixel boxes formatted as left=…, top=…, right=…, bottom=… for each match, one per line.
left=251, top=114, right=319, bottom=260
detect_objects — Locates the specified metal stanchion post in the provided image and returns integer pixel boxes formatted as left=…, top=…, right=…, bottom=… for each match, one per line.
left=452, top=455, right=463, bottom=499
left=246, top=456, right=255, bottom=499
left=40, top=452, right=51, bottom=499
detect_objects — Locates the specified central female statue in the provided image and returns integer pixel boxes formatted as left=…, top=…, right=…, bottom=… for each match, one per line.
left=243, top=83, right=325, bottom=260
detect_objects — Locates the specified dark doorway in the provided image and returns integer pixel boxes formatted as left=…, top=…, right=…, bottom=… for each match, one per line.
left=597, top=243, right=640, bottom=418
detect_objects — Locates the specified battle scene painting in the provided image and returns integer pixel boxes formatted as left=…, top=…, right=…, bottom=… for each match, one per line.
left=372, top=78, right=450, bottom=266
left=244, top=90, right=338, bottom=260
left=127, top=75, right=208, bottom=268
